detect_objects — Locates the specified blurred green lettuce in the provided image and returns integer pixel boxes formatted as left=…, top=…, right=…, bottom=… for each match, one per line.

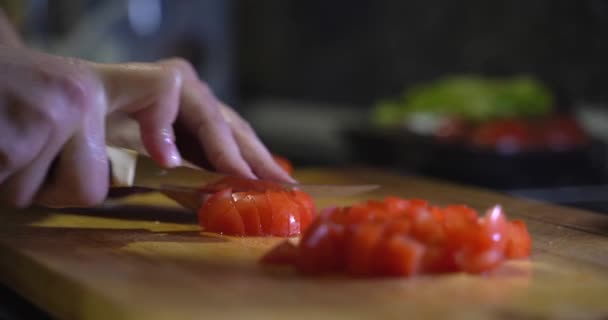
left=373, top=75, right=554, bottom=126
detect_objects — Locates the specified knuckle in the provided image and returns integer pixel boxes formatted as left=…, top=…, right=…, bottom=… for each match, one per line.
left=165, top=57, right=197, bottom=78
left=159, top=65, right=182, bottom=92
left=0, top=144, right=30, bottom=173
left=237, top=118, right=254, bottom=133
left=57, top=73, right=97, bottom=113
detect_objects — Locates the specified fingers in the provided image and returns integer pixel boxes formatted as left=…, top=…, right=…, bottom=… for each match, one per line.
left=0, top=90, right=71, bottom=207
left=35, top=107, right=109, bottom=207
left=161, top=58, right=256, bottom=179
left=94, top=63, right=182, bottom=168
left=0, top=98, right=50, bottom=184
left=219, top=103, right=296, bottom=183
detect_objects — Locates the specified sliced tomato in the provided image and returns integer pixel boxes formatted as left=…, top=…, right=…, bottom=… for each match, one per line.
left=205, top=200, right=246, bottom=236
left=233, top=193, right=262, bottom=236
left=198, top=182, right=315, bottom=236
left=198, top=188, right=232, bottom=227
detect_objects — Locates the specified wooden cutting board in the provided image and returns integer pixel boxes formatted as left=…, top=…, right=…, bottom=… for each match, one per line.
left=1, top=167, right=608, bottom=320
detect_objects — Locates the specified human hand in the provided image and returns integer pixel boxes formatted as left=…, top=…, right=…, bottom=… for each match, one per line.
left=0, top=48, right=293, bottom=208
left=97, top=58, right=295, bottom=183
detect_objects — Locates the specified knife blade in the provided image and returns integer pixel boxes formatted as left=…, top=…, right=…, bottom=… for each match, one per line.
left=106, top=146, right=379, bottom=210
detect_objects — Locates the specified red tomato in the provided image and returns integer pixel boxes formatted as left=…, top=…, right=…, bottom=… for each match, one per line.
left=345, top=222, right=385, bottom=276
left=199, top=189, right=314, bottom=236
left=372, top=235, right=424, bottom=277
left=296, top=222, right=346, bottom=274
left=540, top=115, right=589, bottom=150
left=261, top=196, right=532, bottom=278
left=505, top=220, right=532, bottom=258
left=272, top=154, right=294, bottom=175
left=198, top=178, right=315, bottom=236
left=469, top=119, right=536, bottom=153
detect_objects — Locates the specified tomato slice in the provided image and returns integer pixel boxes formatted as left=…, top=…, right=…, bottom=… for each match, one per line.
left=206, top=200, right=246, bottom=236
left=233, top=192, right=263, bottom=236
left=198, top=188, right=232, bottom=227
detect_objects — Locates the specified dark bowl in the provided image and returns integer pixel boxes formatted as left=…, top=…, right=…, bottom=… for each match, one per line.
left=344, top=126, right=608, bottom=190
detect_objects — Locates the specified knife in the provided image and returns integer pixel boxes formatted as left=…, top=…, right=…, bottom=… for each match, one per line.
left=106, top=146, right=379, bottom=211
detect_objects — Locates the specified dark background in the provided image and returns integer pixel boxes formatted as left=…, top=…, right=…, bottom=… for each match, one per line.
left=237, top=0, right=608, bottom=107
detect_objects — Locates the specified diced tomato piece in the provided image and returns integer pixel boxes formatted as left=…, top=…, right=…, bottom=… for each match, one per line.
left=476, top=205, right=509, bottom=251
left=296, top=223, right=346, bottom=275
left=383, top=219, right=411, bottom=238
left=345, top=222, right=384, bottom=276
left=411, top=209, right=445, bottom=245
left=505, top=220, right=532, bottom=259
left=259, top=196, right=532, bottom=278
left=422, top=245, right=458, bottom=273
left=456, top=248, right=505, bottom=274
left=372, top=235, right=425, bottom=277
left=260, top=241, right=298, bottom=265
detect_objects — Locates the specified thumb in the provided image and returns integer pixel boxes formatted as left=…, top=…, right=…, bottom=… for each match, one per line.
left=93, top=62, right=183, bottom=168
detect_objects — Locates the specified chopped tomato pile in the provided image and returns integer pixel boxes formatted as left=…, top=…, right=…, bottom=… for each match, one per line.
left=197, top=156, right=316, bottom=237
left=261, top=197, right=531, bottom=277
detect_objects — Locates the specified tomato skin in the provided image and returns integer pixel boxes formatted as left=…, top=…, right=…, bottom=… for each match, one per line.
left=198, top=178, right=315, bottom=236
left=233, top=193, right=263, bottom=236
left=505, top=220, right=532, bottom=259
left=206, top=201, right=246, bottom=236
left=260, top=196, right=532, bottom=278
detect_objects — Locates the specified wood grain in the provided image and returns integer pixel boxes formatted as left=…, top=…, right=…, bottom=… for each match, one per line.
left=1, top=167, right=608, bottom=320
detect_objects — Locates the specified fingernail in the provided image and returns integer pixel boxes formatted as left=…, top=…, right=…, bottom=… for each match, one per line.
left=165, top=147, right=182, bottom=167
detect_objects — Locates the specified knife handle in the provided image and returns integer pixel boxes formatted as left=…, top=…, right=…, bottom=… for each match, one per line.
left=106, top=146, right=138, bottom=187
